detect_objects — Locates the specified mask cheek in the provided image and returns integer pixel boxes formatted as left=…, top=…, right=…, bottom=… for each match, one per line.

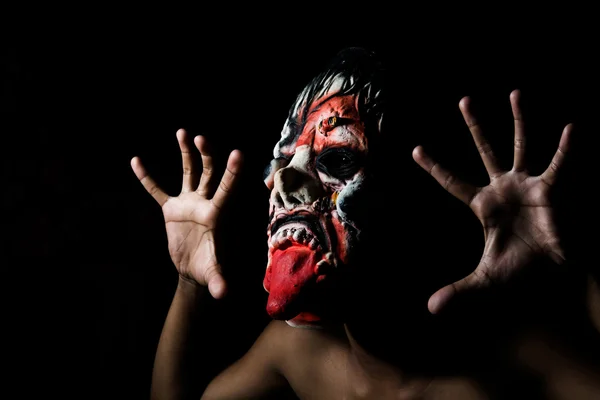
left=329, top=212, right=350, bottom=264
left=263, top=265, right=272, bottom=292
left=336, top=174, right=368, bottom=225
left=317, top=171, right=345, bottom=193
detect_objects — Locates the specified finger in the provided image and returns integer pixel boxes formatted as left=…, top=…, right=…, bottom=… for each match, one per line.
left=176, top=129, right=198, bottom=193
left=427, top=267, right=492, bottom=314
left=205, top=263, right=227, bottom=299
left=194, top=135, right=215, bottom=197
left=211, top=149, right=244, bottom=210
left=540, top=123, right=574, bottom=186
left=545, top=239, right=567, bottom=266
left=130, top=156, right=169, bottom=206
left=510, top=89, right=527, bottom=171
left=412, top=146, right=478, bottom=206
left=459, top=96, right=503, bottom=178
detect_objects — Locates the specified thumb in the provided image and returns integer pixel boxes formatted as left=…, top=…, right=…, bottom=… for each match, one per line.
left=428, top=268, right=491, bottom=314
left=205, top=264, right=228, bottom=300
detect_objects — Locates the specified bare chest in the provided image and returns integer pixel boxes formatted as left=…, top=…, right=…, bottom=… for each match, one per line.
left=282, top=347, right=488, bottom=400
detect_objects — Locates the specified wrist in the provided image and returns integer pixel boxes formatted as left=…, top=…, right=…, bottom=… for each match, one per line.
left=176, top=275, right=208, bottom=297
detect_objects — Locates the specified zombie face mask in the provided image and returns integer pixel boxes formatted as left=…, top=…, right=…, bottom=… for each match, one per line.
left=262, top=48, right=385, bottom=328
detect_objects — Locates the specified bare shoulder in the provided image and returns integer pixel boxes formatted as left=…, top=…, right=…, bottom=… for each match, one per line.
left=203, top=320, right=347, bottom=399
left=200, top=320, right=322, bottom=399
left=261, top=321, right=350, bottom=397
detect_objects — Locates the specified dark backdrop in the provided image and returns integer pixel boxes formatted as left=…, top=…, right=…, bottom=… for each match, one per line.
left=3, top=13, right=598, bottom=399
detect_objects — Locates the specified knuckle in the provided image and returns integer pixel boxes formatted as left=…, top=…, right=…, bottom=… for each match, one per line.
left=219, top=180, right=231, bottom=193
left=210, top=199, right=222, bottom=210
left=443, top=173, right=455, bottom=191
left=204, top=263, right=220, bottom=282
left=428, top=162, right=438, bottom=176
left=514, top=138, right=526, bottom=149
left=477, top=142, right=493, bottom=156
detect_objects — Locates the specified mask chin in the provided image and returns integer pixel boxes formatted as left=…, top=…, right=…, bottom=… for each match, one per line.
left=285, top=312, right=326, bottom=329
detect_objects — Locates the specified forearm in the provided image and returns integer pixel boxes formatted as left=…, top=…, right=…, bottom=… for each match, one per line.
left=151, top=277, right=210, bottom=400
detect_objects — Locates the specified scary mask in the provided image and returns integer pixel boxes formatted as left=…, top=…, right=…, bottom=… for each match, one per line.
left=262, top=47, right=385, bottom=328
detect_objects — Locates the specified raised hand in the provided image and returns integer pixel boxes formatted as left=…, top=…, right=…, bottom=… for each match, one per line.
left=413, top=90, right=573, bottom=314
left=131, top=129, right=243, bottom=299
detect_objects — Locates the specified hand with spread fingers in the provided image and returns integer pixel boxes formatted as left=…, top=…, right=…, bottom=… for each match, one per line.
left=130, top=129, right=243, bottom=299
left=413, top=90, right=573, bottom=315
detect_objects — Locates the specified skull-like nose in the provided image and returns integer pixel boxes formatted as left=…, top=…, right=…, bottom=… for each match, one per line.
left=277, top=167, right=304, bottom=193
left=273, top=166, right=323, bottom=209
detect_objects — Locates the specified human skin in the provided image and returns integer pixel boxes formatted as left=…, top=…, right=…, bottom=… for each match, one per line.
left=133, top=84, right=600, bottom=398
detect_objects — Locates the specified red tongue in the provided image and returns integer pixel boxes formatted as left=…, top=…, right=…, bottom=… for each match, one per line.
left=264, top=246, right=319, bottom=320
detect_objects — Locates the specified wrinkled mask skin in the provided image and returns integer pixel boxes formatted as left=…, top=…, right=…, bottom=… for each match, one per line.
left=262, top=48, right=384, bottom=328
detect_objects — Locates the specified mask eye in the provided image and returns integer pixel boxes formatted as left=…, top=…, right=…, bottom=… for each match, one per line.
left=316, top=148, right=361, bottom=181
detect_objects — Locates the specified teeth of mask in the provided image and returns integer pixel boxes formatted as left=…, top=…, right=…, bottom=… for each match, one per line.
left=314, top=252, right=338, bottom=275
left=325, top=251, right=337, bottom=267
left=315, top=259, right=329, bottom=275
left=270, top=226, right=318, bottom=250
left=292, top=229, right=304, bottom=242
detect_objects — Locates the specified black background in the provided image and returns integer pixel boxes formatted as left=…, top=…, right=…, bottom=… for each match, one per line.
left=3, top=10, right=599, bottom=399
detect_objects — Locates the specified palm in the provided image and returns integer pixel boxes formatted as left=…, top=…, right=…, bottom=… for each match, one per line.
left=163, top=193, right=219, bottom=284
left=413, top=90, right=572, bottom=314
left=131, top=129, right=243, bottom=299
left=471, top=173, right=561, bottom=280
